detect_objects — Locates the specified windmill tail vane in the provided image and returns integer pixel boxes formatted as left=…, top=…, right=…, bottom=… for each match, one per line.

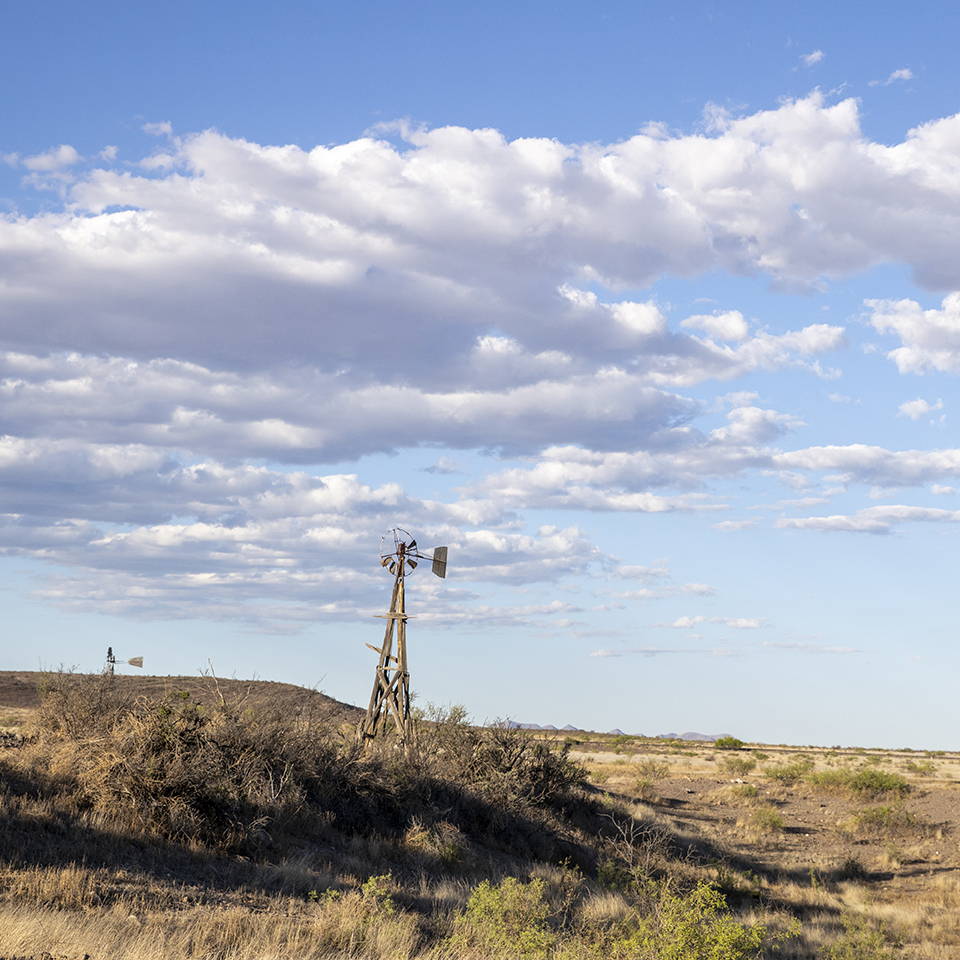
left=358, top=529, right=448, bottom=748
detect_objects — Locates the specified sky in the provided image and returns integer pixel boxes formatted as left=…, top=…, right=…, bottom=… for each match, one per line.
left=2, top=0, right=960, bottom=748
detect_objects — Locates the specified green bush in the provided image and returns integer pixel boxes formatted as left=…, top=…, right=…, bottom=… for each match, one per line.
left=840, top=804, right=929, bottom=837
left=634, top=758, right=670, bottom=780
left=901, top=758, right=937, bottom=777
left=610, top=881, right=795, bottom=959
left=742, top=805, right=785, bottom=837
left=714, top=737, right=745, bottom=751
left=633, top=777, right=658, bottom=802
left=720, top=756, right=757, bottom=778
left=826, top=913, right=899, bottom=959
left=764, top=759, right=814, bottom=785
left=360, top=873, right=397, bottom=913
left=449, top=877, right=555, bottom=960
left=807, top=769, right=910, bottom=799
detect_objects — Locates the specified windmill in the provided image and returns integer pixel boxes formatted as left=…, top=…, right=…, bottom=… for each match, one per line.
left=105, top=647, right=144, bottom=676
left=358, top=528, right=447, bottom=747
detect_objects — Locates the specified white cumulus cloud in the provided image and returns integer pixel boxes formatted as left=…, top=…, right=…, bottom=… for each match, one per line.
left=21, top=144, right=81, bottom=171
left=898, top=398, right=943, bottom=420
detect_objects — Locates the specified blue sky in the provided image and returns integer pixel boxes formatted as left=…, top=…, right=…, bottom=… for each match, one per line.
left=2, top=1, right=960, bottom=747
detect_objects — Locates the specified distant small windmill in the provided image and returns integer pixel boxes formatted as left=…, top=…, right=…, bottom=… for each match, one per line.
left=105, top=647, right=144, bottom=676
left=358, top=528, right=447, bottom=747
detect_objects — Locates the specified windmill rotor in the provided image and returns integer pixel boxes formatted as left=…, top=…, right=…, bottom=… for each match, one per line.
left=378, top=527, right=448, bottom=579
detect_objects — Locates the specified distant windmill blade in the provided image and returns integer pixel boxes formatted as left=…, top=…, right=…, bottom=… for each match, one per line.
left=126, top=657, right=144, bottom=668
left=408, top=539, right=417, bottom=553
left=431, top=546, right=448, bottom=579
left=406, top=559, right=417, bottom=570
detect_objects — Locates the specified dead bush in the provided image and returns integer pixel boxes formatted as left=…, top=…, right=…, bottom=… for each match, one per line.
left=418, top=707, right=585, bottom=809
left=32, top=670, right=135, bottom=740
left=49, top=688, right=352, bottom=850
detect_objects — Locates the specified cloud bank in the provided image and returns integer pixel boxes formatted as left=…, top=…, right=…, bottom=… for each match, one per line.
left=4, top=93, right=960, bottom=628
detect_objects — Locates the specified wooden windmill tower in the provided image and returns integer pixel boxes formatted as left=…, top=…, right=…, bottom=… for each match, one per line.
left=358, top=528, right=447, bottom=747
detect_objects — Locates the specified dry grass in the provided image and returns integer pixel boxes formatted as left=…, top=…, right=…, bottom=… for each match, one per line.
left=0, top=897, right=422, bottom=960
left=6, top=674, right=960, bottom=958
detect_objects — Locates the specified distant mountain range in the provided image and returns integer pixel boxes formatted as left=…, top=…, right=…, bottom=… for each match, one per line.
left=501, top=721, right=576, bottom=731
left=657, top=732, right=730, bottom=742
left=499, top=720, right=728, bottom=742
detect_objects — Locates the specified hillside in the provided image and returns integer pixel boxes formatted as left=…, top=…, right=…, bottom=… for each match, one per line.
left=0, top=670, right=361, bottom=721
left=3, top=674, right=959, bottom=957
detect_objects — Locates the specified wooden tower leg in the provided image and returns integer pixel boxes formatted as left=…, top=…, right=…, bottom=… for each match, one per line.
left=358, top=570, right=413, bottom=747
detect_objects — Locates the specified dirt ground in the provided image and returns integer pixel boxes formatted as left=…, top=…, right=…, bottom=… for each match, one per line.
left=572, top=736, right=960, bottom=954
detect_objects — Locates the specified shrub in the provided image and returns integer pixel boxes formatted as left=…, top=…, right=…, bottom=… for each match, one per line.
left=720, top=756, right=756, bottom=778
left=45, top=687, right=352, bottom=849
left=808, top=769, right=910, bottom=800
left=423, top=708, right=584, bottom=808
left=834, top=857, right=868, bottom=882
left=839, top=804, right=930, bottom=838
left=764, top=760, right=814, bottom=785
left=449, top=877, right=555, bottom=960
left=28, top=684, right=589, bottom=864
left=714, top=737, right=745, bottom=751
left=741, top=805, right=785, bottom=838
left=610, top=880, right=796, bottom=959
left=633, top=777, right=659, bottom=803
left=360, top=873, right=397, bottom=914
left=634, top=758, right=670, bottom=780
left=850, top=770, right=909, bottom=798
left=403, top=819, right=465, bottom=863
left=901, top=759, right=937, bottom=777
left=826, top=913, right=899, bottom=959
left=33, top=670, right=135, bottom=739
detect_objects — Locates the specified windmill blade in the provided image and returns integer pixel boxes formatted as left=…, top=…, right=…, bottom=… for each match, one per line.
left=406, top=558, right=417, bottom=571
left=408, top=539, right=417, bottom=553
left=431, top=546, right=448, bottom=578
left=388, top=560, right=398, bottom=574
left=126, top=657, right=144, bottom=668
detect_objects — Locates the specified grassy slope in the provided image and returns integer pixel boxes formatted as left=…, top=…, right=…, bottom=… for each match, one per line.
left=1, top=675, right=953, bottom=958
